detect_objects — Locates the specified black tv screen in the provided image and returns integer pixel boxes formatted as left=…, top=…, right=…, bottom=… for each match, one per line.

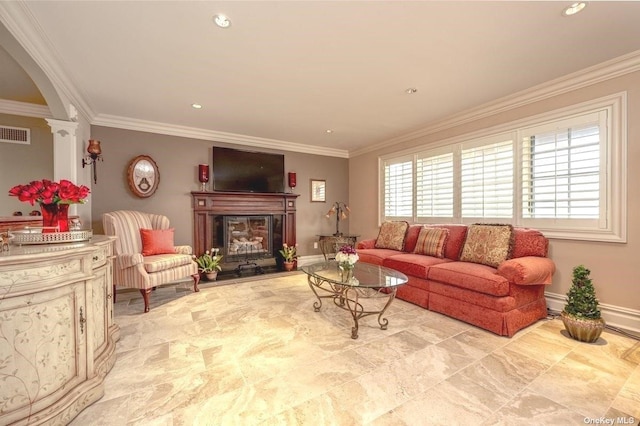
left=212, top=146, right=285, bottom=193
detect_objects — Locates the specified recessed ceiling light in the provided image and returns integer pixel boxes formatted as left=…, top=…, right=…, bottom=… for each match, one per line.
left=562, top=2, right=587, bottom=16
left=191, top=103, right=202, bottom=109
left=326, top=129, right=333, bottom=134
left=213, top=14, right=231, bottom=28
left=405, top=88, right=418, bottom=94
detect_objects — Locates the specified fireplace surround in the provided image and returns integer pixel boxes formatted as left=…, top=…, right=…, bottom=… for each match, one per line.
left=191, top=191, right=298, bottom=270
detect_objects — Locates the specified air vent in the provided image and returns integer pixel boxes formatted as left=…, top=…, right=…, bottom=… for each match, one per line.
left=0, top=125, right=30, bottom=144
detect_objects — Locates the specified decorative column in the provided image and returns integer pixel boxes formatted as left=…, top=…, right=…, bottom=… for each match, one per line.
left=45, top=118, right=80, bottom=217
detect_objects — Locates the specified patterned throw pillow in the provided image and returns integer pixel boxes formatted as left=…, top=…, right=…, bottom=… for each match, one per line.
left=460, top=224, right=514, bottom=267
left=375, top=221, right=409, bottom=251
left=413, top=227, right=449, bottom=258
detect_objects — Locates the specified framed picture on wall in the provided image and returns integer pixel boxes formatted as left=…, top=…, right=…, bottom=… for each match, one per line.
left=310, top=179, right=326, bottom=202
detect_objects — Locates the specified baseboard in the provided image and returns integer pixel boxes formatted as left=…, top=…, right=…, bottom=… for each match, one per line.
left=546, top=291, right=640, bottom=334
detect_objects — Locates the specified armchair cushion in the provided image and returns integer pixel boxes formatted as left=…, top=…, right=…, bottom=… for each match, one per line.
left=140, top=228, right=176, bottom=256
left=143, top=253, right=195, bottom=273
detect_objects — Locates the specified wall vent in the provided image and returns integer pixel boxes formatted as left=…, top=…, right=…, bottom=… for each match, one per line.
left=0, top=125, right=30, bottom=144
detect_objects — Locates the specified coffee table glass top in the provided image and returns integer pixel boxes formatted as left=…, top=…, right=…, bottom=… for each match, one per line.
left=301, top=261, right=408, bottom=288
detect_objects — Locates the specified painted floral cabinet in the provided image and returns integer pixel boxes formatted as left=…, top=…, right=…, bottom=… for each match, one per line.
left=0, top=236, right=118, bottom=425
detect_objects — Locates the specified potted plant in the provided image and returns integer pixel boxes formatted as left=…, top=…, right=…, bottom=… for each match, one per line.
left=193, top=248, right=223, bottom=281
left=560, top=265, right=605, bottom=343
left=279, top=243, right=297, bottom=271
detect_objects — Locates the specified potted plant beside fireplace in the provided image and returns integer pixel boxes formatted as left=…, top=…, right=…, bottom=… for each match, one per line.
left=560, top=265, right=605, bottom=343
left=279, top=243, right=297, bottom=271
left=194, top=248, right=223, bottom=281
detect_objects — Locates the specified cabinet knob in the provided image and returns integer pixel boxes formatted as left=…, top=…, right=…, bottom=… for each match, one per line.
left=93, top=255, right=99, bottom=261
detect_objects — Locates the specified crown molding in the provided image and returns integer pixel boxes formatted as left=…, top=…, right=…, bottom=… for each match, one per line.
left=0, top=99, right=51, bottom=119
left=351, top=49, right=640, bottom=158
left=0, top=1, right=95, bottom=123
left=92, top=114, right=350, bottom=158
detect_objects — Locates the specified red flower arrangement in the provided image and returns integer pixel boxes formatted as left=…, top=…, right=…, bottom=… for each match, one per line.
left=8, top=179, right=90, bottom=205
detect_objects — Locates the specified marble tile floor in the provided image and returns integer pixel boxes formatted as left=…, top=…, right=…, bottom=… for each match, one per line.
left=71, top=273, right=640, bottom=426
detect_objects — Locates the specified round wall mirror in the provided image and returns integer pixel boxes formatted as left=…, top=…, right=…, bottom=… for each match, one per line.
left=127, top=155, right=159, bottom=198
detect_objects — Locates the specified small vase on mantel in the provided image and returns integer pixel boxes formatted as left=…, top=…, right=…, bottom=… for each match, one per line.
left=40, top=203, right=70, bottom=233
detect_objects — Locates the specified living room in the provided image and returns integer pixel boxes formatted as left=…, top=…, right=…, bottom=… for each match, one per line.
left=1, top=2, right=639, bottom=424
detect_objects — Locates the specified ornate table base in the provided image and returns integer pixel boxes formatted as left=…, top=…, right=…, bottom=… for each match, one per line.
left=306, top=274, right=398, bottom=339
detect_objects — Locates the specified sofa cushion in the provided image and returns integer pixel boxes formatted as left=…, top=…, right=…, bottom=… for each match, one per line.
left=512, top=228, right=549, bottom=258
left=375, top=221, right=409, bottom=251
left=143, top=253, right=194, bottom=273
left=403, top=225, right=424, bottom=253
left=413, top=227, right=449, bottom=258
left=356, top=248, right=402, bottom=266
left=460, top=224, right=513, bottom=267
left=426, top=224, right=468, bottom=260
left=428, top=261, right=510, bottom=296
left=383, top=253, right=451, bottom=279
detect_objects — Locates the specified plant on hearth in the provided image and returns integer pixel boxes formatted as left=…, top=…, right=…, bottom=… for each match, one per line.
left=193, top=248, right=223, bottom=273
left=560, top=265, right=605, bottom=343
left=279, top=243, right=297, bottom=262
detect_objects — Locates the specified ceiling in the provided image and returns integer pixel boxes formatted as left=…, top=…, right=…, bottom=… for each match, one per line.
left=2, top=1, right=640, bottom=156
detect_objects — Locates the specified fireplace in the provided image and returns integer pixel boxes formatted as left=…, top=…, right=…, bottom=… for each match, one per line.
left=191, top=191, right=298, bottom=272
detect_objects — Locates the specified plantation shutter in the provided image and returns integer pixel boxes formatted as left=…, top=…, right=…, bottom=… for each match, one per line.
left=416, top=151, right=454, bottom=219
left=461, top=137, right=514, bottom=218
left=520, top=112, right=604, bottom=222
left=383, top=157, right=413, bottom=219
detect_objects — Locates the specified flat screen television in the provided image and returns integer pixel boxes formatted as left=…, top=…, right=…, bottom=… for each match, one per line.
left=212, top=146, right=285, bottom=193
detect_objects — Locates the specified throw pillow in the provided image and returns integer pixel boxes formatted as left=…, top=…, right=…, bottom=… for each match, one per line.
left=140, top=228, right=176, bottom=256
left=459, top=224, right=514, bottom=268
left=413, top=227, right=449, bottom=258
left=375, top=221, right=409, bottom=251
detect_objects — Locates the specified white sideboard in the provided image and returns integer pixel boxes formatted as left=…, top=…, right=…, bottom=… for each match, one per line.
left=0, top=235, right=119, bottom=425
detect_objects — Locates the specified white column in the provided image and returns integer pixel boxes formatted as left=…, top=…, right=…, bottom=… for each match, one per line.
left=45, top=118, right=80, bottom=183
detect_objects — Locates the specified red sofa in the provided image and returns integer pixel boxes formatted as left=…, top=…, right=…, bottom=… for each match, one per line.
left=356, top=224, right=555, bottom=337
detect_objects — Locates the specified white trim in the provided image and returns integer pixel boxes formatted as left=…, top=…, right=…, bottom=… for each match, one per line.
left=92, top=114, right=349, bottom=158
left=546, top=292, right=640, bottom=334
left=352, top=50, right=640, bottom=158
left=0, top=99, right=51, bottom=119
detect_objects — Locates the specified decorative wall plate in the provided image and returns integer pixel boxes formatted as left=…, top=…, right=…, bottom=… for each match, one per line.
left=127, top=155, right=159, bottom=198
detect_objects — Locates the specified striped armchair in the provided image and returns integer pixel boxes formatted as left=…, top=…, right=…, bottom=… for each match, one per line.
left=102, top=210, right=200, bottom=312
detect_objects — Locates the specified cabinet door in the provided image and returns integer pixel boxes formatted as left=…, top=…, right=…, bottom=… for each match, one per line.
left=91, top=264, right=108, bottom=355
left=0, top=282, right=87, bottom=424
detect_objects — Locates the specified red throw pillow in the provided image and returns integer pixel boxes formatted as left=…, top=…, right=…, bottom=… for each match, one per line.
left=140, top=228, right=175, bottom=256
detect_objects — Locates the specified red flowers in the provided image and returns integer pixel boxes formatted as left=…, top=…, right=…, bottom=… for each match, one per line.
left=8, top=179, right=90, bottom=205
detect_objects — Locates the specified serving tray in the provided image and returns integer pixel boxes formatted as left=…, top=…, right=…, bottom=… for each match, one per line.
left=10, top=228, right=93, bottom=245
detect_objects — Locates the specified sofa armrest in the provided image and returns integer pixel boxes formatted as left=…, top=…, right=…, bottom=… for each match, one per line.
left=497, top=256, right=556, bottom=285
left=116, top=253, right=144, bottom=269
left=356, top=239, right=376, bottom=250
left=174, top=245, right=193, bottom=255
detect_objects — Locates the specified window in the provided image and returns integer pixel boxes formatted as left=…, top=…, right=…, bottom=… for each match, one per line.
left=379, top=93, right=626, bottom=242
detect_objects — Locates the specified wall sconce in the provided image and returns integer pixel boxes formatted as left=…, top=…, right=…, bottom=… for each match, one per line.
left=325, top=201, right=350, bottom=236
left=198, top=164, right=210, bottom=191
left=82, top=139, right=102, bottom=184
left=288, top=172, right=297, bottom=193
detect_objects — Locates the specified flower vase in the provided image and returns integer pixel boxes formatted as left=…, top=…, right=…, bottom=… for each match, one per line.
left=339, top=263, right=354, bottom=282
left=40, top=203, right=70, bottom=233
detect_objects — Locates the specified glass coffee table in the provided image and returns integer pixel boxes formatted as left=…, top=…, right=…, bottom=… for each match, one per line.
left=301, top=261, right=408, bottom=339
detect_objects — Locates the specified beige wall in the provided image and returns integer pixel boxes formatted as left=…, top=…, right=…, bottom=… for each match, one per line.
left=89, top=126, right=349, bottom=255
left=0, top=113, right=53, bottom=216
left=349, top=71, right=640, bottom=313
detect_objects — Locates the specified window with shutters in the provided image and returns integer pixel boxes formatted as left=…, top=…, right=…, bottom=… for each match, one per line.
left=379, top=93, right=626, bottom=242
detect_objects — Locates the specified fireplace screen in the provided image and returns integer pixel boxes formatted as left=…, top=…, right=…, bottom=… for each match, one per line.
left=223, top=215, right=273, bottom=262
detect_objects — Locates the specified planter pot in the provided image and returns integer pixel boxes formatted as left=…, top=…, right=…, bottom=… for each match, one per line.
left=561, top=311, right=605, bottom=343
left=283, top=261, right=295, bottom=271
left=204, top=271, right=218, bottom=281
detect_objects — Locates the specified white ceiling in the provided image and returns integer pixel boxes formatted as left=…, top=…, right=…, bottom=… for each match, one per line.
left=2, top=1, right=640, bottom=155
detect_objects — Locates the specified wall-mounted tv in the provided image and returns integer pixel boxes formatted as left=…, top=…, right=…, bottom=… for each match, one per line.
left=212, top=146, right=285, bottom=193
